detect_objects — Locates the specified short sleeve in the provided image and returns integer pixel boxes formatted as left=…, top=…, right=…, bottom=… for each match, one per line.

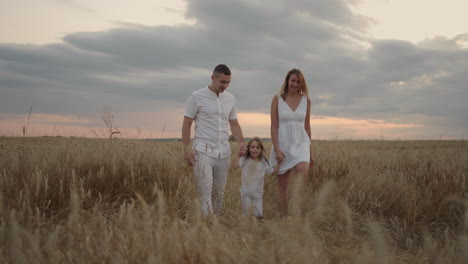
left=239, top=156, right=245, bottom=168
left=184, top=94, right=197, bottom=119
left=228, top=97, right=238, bottom=120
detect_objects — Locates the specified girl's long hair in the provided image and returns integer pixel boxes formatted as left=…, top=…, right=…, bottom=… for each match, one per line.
left=245, top=137, right=269, bottom=165
left=278, top=68, right=309, bottom=100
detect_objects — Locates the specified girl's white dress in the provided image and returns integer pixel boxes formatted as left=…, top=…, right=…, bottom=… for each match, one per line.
left=239, top=156, right=273, bottom=198
left=269, top=95, right=310, bottom=174
left=239, top=156, right=273, bottom=217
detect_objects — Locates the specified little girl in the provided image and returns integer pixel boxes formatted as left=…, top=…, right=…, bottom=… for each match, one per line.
left=233, top=137, right=280, bottom=218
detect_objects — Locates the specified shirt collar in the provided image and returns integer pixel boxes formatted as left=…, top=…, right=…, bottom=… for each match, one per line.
left=205, top=86, right=224, bottom=98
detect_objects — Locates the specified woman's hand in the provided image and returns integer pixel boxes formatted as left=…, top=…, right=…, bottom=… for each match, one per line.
left=309, top=156, right=315, bottom=168
left=275, top=150, right=285, bottom=164
left=309, top=145, right=314, bottom=167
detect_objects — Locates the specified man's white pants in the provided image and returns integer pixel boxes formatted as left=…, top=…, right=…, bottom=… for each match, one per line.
left=193, top=151, right=230, bottom=215
left=241, top=196, right=263, bottom=218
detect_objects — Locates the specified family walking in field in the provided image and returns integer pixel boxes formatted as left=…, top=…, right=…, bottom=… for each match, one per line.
left=182, top=64, right=314, bottom=218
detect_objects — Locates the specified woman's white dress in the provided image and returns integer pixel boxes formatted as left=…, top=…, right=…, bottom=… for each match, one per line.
left=269, top=95, right=310, bottom=174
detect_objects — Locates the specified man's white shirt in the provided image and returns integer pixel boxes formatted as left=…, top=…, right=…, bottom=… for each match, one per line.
left=184, top=87, right=238, bottom=159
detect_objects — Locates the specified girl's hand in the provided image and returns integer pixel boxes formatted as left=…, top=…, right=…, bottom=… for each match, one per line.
left=238, top=149, right=245, bottom=157
left=238, top=142, right=247, bottom=156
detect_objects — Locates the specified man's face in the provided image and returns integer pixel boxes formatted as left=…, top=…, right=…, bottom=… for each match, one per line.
left=211, top=73, right=231, bottom=94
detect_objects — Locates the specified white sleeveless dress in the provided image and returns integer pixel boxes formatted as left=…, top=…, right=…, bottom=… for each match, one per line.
left=269, top=95, right=311, bottom=174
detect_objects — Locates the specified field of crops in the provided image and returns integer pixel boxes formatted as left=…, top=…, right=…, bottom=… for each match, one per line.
left=0, top=137, right=467, bottom=263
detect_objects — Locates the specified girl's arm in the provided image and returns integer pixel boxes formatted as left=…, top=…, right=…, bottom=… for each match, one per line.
left=232, top=149, right=243, bottom=169
left=271, top=163, right=281, bottom=175
left=266, top=158, right=282, bottom=175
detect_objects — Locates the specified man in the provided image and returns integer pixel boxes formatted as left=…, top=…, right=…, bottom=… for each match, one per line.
left=182, top=64, right=246, bottom=215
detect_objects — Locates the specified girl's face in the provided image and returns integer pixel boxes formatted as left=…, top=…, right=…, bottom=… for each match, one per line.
left=288, top=74, right=301, bottom=94
left=248, top=141, right=262, bottom=159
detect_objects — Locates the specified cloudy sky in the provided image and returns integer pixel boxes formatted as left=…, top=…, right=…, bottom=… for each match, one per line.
left=1, top=0, right=467, bottom=139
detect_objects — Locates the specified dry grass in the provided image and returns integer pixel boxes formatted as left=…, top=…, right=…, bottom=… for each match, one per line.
left=0, top=137, right=467, bottom=263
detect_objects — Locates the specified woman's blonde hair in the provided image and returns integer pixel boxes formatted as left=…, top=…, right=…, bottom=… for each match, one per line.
left=278, top=68, right=309, bottom=100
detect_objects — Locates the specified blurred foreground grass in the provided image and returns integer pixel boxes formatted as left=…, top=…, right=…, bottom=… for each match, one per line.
left=0, top=137, right=467, bottom=263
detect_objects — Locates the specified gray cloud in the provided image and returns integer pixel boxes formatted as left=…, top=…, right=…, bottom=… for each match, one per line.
left=1, top=0, right=467, bottom=138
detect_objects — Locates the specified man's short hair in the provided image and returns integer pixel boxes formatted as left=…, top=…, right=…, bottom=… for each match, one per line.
left=213, top=64, right=231, bottom=76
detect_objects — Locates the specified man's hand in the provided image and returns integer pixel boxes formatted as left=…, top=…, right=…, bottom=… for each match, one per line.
left=238, top=142, right=247, bottom=156
left=184, top=150, right=195, bottom=166
left=183, top=144, right=195, bottom=166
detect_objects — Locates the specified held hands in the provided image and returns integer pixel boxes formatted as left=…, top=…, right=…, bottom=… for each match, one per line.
left=238, top=150, right=245, bottom=157
left=275, top=149, right=285, bottom=164
left=231, top=143, right=246, bottom=170
left=238, top=142, right=247, bottom=157
left=271, top=152, right=284, bottom=175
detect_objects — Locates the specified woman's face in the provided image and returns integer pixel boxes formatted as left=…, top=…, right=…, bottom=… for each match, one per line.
left=288, top=74, right=301, bottom=94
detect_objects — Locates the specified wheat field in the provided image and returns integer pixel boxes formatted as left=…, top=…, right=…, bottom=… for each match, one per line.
left=0, top=137, right=467, bottom=263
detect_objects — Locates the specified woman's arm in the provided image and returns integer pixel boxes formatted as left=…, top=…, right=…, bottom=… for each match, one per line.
left=271, top=95, right=285, bottom=163
left=305, top=97, right=312, bottom=140
left=305, top=96, right=314, bottom=167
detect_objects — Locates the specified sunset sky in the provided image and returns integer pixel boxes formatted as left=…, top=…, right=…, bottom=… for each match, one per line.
left=1, top=0, right=467, bottom=139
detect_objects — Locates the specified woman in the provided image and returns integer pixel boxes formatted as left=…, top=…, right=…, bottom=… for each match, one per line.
left=269, top=68, right=314, bottom=217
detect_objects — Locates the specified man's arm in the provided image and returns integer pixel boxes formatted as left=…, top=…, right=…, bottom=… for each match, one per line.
left=182, top=116, right=195, bottom=166
left=229, top=119, right=246, bottom=152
